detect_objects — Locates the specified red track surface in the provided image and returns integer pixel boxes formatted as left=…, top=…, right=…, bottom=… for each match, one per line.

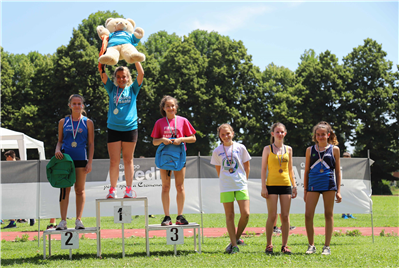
left=1, top=226, right=398, bottom=241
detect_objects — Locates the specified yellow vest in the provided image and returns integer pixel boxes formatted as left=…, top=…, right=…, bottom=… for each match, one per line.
left=266, top=145, right=291, bottom=186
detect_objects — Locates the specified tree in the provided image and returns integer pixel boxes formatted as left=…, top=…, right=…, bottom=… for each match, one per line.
left=343, top=38, right=399, bottom=188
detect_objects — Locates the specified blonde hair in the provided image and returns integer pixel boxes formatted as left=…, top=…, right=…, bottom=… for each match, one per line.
left=68, top=94, right=87, bottom=116
left=217, top=123, right=234, bottom=142
left=159, top=95, right=179, bottom=117
left=312, top=121, right=338, bottom=145
left=270, top=122, right=286, bottom=144
left=113, top=66, right=133, bottom=87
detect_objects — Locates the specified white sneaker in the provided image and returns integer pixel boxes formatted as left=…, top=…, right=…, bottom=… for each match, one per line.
left=75, top=219, right=85, bottom=230
left=322, top=246, right=331, bottom=255
left=306, top=244, right=316, bottom=254
left=56, top=220, right=67, bottom=230
left=106, top=189, right=116, bottom=199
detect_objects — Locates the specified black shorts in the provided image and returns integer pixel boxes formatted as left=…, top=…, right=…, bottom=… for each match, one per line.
left=74, top=160, right=87, bottom=168
left=165, top=162, right=187, bottom=177
left=107, top=128, right=138, bottom=143
left=266, top=186, right=292, bottom=195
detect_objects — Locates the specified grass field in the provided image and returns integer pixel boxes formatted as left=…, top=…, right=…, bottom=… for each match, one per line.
left=1, top=196, right=398, bottom=267
left=2, top=196, right=398, bottom=232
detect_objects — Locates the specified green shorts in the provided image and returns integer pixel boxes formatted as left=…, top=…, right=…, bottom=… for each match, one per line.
left=220, top=190, right=249, bottom=203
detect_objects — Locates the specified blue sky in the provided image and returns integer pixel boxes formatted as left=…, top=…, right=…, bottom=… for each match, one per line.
left=1, top=1, right=398, bottom=72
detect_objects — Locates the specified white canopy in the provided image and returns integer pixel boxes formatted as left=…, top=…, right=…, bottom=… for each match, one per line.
left=0, top=127, right=46, bottom=160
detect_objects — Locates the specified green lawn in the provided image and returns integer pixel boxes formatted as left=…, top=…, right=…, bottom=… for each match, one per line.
left=2, top=196, right=398, bottom=232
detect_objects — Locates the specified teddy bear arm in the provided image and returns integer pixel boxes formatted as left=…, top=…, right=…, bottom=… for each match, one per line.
left=133, top=27, right=144, bottom=40
left=97, top=25, right=110, bottom=39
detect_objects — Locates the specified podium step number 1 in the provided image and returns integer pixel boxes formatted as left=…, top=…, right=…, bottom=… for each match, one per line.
left=114, top=206, right=132, bottom=223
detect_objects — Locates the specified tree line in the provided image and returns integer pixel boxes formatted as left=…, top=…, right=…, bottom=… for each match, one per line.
left=1, top=11, right=398, bottom=190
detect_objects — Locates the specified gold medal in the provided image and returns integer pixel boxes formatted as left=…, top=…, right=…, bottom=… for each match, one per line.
left=70, top=115, right=82, bottom=148
left=71, top=141, right=77, bottom=147
left=113, top=108, right=119, bottom=115
left=320, top=169, right=324, bottom=173
left=279, top=169, right=283, bottom=173
left=229, top=168, right=234, bottom=173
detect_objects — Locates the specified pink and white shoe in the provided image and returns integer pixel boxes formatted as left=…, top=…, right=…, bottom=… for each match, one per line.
left=124, top=187, right=137, bottom=198
left=106, top=188, right=116, bottom=199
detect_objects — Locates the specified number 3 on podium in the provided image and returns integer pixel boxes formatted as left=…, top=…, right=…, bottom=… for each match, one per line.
left=167, top=227, right=184, bottom=245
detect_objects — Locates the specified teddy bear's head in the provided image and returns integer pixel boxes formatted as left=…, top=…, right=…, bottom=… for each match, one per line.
left=105, top=18, right=136, bottom=34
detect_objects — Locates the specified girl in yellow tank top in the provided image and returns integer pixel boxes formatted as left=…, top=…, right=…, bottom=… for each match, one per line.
left=261, top=122, right=297, bottom=254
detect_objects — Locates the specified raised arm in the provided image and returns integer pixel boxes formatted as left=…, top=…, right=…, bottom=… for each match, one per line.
left=135, top=62, right=144, bottom=86
left=99, top=65, right=109, bottom=85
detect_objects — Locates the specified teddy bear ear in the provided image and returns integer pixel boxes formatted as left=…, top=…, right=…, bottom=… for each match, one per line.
left=126, top=19, right=136, bottom=28
left=105, top=18, right=114, bottom=27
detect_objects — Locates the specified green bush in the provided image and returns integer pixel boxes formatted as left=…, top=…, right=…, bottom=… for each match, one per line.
left=372, top=180, right=392, bottom=195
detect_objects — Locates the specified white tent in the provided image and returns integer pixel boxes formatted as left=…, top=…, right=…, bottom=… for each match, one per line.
left=0, top=127, right=46, bottom=160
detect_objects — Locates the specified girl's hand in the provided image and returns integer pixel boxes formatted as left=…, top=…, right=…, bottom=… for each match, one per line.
left=85, top=162, right=92, bottom=174
left=55, top=150, right=64, bottom=160
left=163, top=138, right=173, bottom=145
left=304, top=190, right=307, bottom=203
left=292, top=187, right=297, bottom=199
left=261, top=187, right=268, bottom=199
left=335, top=192, right=342, bottom=203
left=172, top=138, right=182, bottom=145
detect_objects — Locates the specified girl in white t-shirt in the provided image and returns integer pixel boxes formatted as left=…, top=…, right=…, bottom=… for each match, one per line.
left=210, top=124, right=251, bottom=254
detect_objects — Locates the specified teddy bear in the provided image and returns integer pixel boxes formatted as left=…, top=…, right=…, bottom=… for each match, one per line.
left=97, top=18, right=145, bottom=65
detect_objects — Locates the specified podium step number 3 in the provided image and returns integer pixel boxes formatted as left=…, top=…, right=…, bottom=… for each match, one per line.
left=167, top=227, right=184, bottom=245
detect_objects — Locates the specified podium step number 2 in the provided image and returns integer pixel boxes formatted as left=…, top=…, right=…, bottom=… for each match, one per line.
left=61, top=231, right=79, bottom=249
left=114, top=206, right=132, bottom=223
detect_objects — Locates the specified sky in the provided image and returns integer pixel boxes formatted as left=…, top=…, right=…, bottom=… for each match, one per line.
left=1, top=1, right=398, bottom=73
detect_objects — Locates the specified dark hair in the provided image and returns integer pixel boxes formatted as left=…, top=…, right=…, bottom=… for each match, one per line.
left=68, top=94, right=87, bottom=116
left=217, top=123, right=234, bottom=142
left=270, top=122, right=286, bottom=144
left=113, top=66, right=133, bottom=87
left=312, top=121, right=339, bottom=145
left=159, top=95, right=178, bottom=117
left=4, top=150, right=16, bottom=159
left=343, top=152, right=351, bottom=158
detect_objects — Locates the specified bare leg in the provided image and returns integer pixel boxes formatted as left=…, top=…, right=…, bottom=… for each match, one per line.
left=223, top=202, right=237, bottom=247
left=173, top=167, right=186, bottom=215
left=107, top=141, right=122, bottom=188
left=121, top=141, right=137, bottom=187
left=305, top=192, right=320, bottom=246
left=266, top=195, right=278, bottom=246
left=279, top=194, right=292, bottom=246
left=74, top=168, right=87, bottom=220
left=160, top=169, right=171, bottom=216
left=236, top=199, right=250, bottom=240
left=322, top=191, right=336, bottom=247
left=59, top=187, right=71, bottom=220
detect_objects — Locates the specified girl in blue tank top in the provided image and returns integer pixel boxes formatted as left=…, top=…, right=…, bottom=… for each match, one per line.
left=303, top=122, right=341, bottom=256
left=54, top=94, right=94, bottom=230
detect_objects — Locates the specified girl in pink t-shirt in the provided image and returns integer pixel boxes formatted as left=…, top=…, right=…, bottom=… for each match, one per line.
left=151, top=95, right=196, bottom=226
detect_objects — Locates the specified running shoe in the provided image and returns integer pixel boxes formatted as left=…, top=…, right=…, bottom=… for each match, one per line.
left=176, top=215, right=189, bottom=225
left=237, top=238, right=246, bottom=246
left=3, top=221, right=16, bottom=229
left=273, top=226, right=282, bottom=233
left=290, top=225, right=296, bottom=230
left=106, top=188, right=116, bottom=199
left=322, top=246, right=331, bottom=255
left=225, top=243, right=233, bottom=254
left=306, top=244, right=316, bottom=254
left=161, top=216, right=172, bottom=226
left=342, top=214, right=348, bottom=219
left=230, top=246, right=239, bottom=254
left=265, top=245, right=273, bottom=254
left=347, top=214, right=356, bottom=219
left=281, top=245, right=292, bottom=254
left=46, top=224, right=57, bottom=230
left=56, top=220, right=67, bottom=230
left=30, top=219, right=35, bottom=226
left=75, top=219, right=85, bottom=230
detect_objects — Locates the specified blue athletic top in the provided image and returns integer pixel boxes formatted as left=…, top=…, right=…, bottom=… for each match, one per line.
left=307, top=145, right=337, bottom=192
left=62, top=116, right=88, bottom=161
left=104, top=77, right=141, bottom=131
left=108, top=31, right=140, bottom=48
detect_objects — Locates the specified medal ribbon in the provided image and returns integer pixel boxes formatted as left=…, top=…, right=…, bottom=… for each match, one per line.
left=166, top=116, right=177, bottom=138
left=70, top=115, right=82, bottom=141
left=316, top=144, right=327, bottom=168
left=223, top=143, right=234, bottom=168
left=272, top=143, right=285, bottom=168
left=115, top=86, right=125, bottom=108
